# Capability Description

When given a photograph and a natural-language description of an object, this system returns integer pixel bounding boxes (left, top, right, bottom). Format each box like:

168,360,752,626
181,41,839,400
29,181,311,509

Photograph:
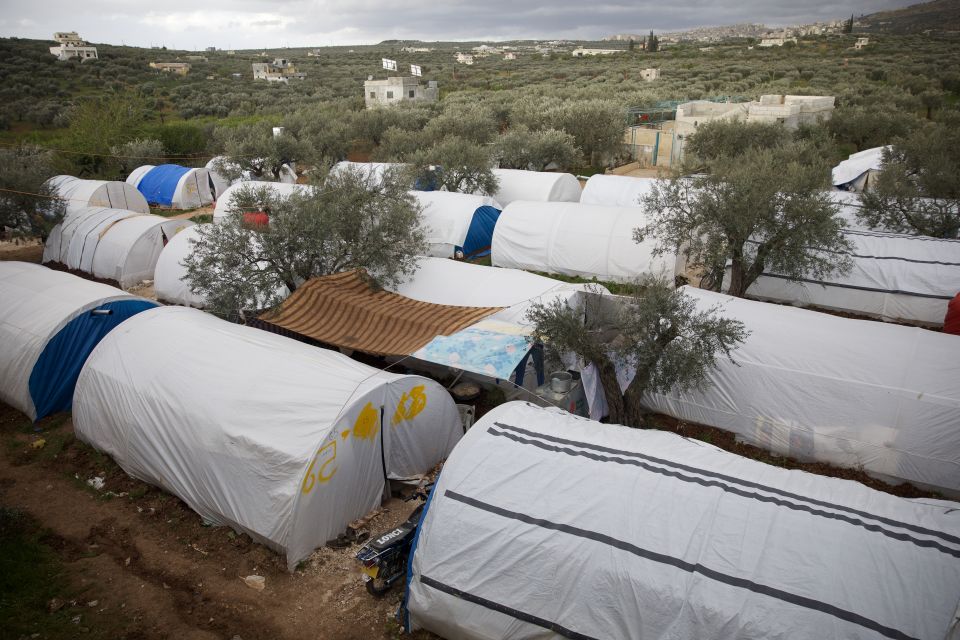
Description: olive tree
183,168,426,321
212,124,306,182
639,139,852,297
527,277,748,427
405,137,499,195
0,145,66,240
109,138,165,176
857,124,960,238
494,127,582,171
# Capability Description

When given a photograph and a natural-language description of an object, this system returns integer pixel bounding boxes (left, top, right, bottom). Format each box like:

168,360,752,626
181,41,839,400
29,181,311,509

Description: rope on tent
0,187,193,213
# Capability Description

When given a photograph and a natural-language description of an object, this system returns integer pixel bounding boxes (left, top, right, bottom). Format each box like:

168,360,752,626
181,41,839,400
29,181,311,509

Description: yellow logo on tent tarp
392,385,427,426
301,440,338,494
353,402,380,440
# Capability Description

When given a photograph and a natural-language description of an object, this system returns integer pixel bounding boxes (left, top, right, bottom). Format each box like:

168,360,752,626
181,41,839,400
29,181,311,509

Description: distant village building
49,31,98,61
456,53,474,65
855,37,870,49
758,37,797,47
364,76,439,109
675,95,835,134
571,47,622,57
205,46,217,52
184,55,208,62
503,52,518,60
307,49,323,57
401,46,433,53
150,62,191,76
252,58,306,83
639,68,661,81
472,45,496,57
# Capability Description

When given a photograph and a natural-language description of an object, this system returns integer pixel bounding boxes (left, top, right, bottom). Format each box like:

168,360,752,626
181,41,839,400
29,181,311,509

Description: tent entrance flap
28,299,157,419
461,206,501,258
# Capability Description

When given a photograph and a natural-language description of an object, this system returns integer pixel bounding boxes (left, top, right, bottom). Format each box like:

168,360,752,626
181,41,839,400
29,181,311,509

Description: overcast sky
3,0,912,50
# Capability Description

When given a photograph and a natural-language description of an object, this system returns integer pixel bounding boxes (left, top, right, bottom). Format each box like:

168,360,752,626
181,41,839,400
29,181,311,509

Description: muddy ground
0,405,434,640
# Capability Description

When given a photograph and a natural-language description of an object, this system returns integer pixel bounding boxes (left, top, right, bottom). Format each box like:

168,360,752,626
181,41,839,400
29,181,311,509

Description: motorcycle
355,482,433,596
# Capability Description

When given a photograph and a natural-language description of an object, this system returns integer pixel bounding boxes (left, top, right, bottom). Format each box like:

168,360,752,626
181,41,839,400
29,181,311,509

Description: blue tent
460,206,502,258
0,262,158,421
136,164,192,207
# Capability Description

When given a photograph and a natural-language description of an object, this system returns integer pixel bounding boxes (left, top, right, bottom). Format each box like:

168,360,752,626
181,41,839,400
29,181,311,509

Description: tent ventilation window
91,309,113,316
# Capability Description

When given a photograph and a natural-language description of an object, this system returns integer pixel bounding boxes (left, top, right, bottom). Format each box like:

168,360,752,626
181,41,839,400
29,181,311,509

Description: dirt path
0,406,431,640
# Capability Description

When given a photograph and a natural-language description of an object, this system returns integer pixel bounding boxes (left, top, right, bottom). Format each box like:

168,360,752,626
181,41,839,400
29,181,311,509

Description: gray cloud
2,0,911,49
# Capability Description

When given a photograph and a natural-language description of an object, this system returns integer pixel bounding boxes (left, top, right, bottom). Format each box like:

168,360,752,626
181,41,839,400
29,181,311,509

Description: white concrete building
252,58,306,83
50,31,97,61
364,76,439,109
855,37,870,49
456,52,474,65
504,52,518,60
640,68,661,81
571,47,622,57
675,95,835,134
758,37,797,47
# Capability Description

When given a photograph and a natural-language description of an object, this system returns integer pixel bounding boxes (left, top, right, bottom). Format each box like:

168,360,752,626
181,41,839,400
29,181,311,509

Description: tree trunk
727,257,746,297
596,358,625,425
622,381,648,428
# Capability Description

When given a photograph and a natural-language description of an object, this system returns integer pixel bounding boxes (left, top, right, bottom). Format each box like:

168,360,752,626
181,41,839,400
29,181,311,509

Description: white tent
832,146,888,191
741,229,960,326
390,257,603,326
73,306,463,570
489,168,582,206
828,189,872,229
153,225,206,307
492,201,678,283
407,401,960,640
204,156,231,198
580,173,657,207
0,262,156,421
126,164,215,209
642,286,960,496
212,181,311,222
125,164,155,188
45,175,149,215
411,191,502,258
153,224,289,308
42,207,193,289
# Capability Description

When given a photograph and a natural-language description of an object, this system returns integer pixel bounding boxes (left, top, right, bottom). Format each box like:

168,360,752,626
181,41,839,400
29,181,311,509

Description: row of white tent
0,262,463,571
203,168,958,326
152,232,960,498
5,262,958,636
576,172,959,327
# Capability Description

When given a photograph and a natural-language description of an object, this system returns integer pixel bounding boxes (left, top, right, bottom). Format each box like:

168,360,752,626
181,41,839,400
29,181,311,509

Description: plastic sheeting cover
407,401,960,640
743,229,960,325
580,174,657,207
45,175,150,215
389,258,604,326
0,262,153,420
833,146,887,188
492,201,677,283
411,190,502,258
643,287,960,495
134,164,214,209
73,307,463,570
489,169,582,206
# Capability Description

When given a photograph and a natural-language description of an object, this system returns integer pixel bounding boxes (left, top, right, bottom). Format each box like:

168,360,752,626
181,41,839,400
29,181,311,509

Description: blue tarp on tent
137,164,192,207
461,206,501,258
28,299,156,420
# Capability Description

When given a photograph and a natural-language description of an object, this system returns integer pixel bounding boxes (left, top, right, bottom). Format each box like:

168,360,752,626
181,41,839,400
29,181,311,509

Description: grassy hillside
858,0,960,33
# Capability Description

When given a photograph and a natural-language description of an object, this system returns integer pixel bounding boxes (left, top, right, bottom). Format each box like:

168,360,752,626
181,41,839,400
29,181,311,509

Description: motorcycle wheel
366,578,391,597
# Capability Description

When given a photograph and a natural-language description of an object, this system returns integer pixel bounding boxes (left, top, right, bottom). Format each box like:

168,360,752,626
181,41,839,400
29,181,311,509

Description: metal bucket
550,371,573,394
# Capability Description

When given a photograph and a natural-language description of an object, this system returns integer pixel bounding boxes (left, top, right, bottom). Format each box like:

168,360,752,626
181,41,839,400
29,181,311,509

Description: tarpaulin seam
419,574,599,640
